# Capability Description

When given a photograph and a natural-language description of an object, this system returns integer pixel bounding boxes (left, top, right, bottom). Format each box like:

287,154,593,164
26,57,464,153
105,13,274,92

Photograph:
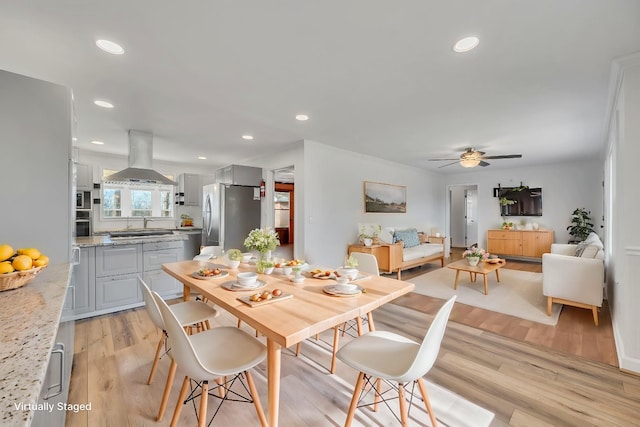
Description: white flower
244,228,280,252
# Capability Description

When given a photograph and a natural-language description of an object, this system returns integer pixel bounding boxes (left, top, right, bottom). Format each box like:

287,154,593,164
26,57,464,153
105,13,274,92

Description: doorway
449,185,478,249
273,166,294,260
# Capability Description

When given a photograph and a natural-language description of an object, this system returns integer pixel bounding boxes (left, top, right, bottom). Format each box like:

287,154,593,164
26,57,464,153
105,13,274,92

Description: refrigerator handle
204,195,212,235
219,185,225,247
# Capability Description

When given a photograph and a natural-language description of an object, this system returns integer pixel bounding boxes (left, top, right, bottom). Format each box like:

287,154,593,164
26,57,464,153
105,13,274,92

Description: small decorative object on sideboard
180,213,193,227
462,246,488,266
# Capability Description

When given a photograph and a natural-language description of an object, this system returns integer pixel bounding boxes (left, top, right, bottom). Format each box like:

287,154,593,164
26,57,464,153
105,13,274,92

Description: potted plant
567,208,594,243
462,246,488,266
244,227,280,265
180,213,193,227
258,260,275,274
359,225,375,246
226,249,243,268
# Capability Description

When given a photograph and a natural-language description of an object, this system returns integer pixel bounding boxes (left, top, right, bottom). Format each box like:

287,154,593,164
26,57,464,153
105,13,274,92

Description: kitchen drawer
143,240,184,251
96,244,142,277
143,249,180,272
143,270,183,298
95,274,142,310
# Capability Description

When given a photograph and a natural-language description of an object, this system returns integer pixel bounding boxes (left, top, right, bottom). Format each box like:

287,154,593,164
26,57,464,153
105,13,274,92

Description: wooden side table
348,244,391,273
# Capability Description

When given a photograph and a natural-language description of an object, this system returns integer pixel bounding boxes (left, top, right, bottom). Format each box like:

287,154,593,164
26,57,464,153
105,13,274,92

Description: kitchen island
0,264,71,426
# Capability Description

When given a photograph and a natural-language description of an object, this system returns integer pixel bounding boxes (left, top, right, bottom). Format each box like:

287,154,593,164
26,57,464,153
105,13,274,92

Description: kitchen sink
108,229,175,238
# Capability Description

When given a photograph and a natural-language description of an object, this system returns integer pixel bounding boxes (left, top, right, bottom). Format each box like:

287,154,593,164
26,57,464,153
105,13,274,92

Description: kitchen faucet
143,217,154,229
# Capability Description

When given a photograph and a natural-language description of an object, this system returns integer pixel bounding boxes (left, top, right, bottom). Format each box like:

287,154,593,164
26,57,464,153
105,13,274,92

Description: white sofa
542,232,605,325
379,226,445,279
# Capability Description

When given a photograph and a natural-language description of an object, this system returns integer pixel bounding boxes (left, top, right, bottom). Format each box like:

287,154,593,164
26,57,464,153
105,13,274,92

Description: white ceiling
2,1,639,173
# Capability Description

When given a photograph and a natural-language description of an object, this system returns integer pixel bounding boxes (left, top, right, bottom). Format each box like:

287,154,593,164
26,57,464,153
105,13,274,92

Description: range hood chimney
105,130,177,186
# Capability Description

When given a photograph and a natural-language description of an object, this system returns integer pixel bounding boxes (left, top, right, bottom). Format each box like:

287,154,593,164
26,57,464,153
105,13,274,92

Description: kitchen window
101,169,175,219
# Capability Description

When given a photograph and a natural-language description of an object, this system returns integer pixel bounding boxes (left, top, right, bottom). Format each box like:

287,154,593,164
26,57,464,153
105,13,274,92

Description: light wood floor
394,248,618,366
66,251,632,426
66,297,640,426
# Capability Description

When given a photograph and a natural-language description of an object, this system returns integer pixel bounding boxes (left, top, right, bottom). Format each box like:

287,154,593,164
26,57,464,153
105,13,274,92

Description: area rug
408,267,562,326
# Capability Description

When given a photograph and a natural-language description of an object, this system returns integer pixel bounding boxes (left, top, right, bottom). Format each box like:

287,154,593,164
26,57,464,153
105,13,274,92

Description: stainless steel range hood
105,130,177,186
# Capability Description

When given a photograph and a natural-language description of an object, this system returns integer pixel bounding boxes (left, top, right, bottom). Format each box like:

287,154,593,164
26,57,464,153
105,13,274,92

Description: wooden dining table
161,260,415,427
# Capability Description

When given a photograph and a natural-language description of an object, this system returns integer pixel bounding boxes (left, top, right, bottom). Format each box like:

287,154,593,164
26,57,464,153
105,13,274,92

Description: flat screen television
498,187,542,216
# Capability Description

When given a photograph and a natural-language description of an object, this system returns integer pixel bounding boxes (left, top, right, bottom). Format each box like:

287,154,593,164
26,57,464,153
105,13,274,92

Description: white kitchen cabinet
71,247,95,316
96,244,142,277
95,244,143,310
95,274,142,310
76,163,93,190
177,173,202,206
143,240,183,298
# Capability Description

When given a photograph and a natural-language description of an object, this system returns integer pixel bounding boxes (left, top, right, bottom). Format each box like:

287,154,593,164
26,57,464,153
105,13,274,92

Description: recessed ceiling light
96,39,125,55
296,114,309,121
94,100,114,109
72,137,77,142
242,135,254,140
197,156,207,160
453,36,479,53
90,140,104,145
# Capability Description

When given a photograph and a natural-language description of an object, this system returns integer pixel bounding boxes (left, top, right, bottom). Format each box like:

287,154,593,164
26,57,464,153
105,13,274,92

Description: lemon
18,248,41,260
12,255,33,271
0,261,14,274
0,244,14,262
33,255,49,267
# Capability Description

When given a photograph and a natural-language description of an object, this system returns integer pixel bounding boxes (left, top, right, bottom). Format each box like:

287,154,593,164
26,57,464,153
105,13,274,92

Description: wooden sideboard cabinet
486,229,553,259
348,244,392,273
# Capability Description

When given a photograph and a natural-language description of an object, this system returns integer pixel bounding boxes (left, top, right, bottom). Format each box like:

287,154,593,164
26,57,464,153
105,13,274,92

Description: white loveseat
542,232,605,325
379,226,445,279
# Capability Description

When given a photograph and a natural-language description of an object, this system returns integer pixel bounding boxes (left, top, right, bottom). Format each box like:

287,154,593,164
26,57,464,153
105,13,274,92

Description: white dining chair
336,296,457,427
153,292,267,427
137,276,219,420
295,253,380,374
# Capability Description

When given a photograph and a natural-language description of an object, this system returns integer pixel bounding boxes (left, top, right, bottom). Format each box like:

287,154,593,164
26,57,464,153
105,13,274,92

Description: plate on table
310,270,337,280
237,292,293,307
191,269,229,280
486,258,503,264
322,284,364,297
221,280,267,292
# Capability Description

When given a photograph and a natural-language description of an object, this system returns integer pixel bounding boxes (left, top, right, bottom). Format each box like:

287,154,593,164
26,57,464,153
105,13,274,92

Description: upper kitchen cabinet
177,173,202,206
215,165,262,186
76,163,93,190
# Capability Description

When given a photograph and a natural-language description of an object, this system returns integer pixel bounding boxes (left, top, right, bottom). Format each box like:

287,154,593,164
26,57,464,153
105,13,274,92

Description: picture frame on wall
364,181,406,213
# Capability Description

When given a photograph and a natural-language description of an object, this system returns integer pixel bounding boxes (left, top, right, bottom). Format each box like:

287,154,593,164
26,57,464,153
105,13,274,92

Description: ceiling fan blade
481,154,522,159
428,158,459,161
438,161,460,168
479,161,490,167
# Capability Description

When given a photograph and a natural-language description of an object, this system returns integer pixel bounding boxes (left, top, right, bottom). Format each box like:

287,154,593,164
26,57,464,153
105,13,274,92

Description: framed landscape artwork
364,181,406,213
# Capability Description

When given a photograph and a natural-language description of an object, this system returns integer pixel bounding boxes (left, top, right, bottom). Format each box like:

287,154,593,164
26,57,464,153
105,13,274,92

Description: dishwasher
142,240,184,299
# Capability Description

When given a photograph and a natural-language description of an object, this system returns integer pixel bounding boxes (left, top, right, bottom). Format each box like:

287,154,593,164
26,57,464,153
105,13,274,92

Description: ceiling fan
428,148,522,168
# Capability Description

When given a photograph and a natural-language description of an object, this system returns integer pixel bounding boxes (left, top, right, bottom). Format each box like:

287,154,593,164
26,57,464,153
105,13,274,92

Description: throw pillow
574,241,590,257
394,228,420,248
580,245,601,258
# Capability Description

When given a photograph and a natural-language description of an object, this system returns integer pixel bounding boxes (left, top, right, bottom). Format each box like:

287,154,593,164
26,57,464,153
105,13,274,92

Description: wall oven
75,210,91,237
76,191,91,210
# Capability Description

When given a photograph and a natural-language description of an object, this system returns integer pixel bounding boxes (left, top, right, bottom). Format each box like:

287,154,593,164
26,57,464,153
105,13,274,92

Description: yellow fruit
12,255,33,271
33,255,49,267
0,244,14,262
0,262,14,274
18,248,41,260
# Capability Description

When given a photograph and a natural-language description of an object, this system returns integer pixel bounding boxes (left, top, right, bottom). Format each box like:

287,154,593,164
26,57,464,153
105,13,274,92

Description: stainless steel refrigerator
202,183,261,251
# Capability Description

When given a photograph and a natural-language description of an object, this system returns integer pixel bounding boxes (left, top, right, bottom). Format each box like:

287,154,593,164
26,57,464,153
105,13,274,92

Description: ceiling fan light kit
428,147,522,168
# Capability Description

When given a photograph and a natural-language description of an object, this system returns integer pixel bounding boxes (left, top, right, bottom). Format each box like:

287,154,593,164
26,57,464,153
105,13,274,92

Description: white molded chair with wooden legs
137,277,219,420
337,296,457,427
153,292,268,427
296,252,380,374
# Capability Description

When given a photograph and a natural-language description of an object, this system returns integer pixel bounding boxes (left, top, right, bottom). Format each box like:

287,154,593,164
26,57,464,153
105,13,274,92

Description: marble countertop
0,263,71,426
75,233,188,247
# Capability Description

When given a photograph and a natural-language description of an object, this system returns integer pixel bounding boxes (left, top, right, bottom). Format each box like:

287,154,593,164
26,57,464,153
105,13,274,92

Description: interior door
465,188,478,247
